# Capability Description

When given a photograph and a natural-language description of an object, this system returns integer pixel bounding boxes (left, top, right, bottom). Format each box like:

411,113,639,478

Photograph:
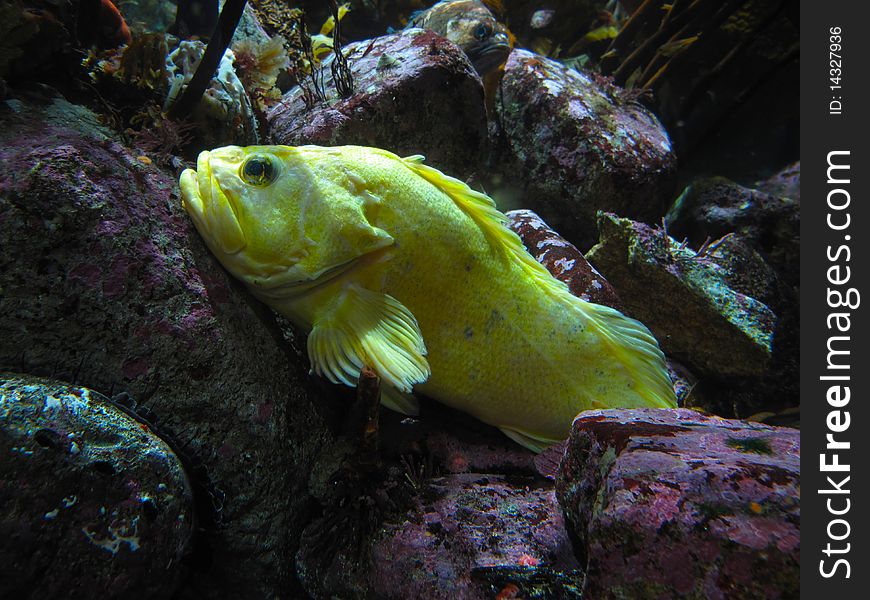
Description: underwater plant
232,36,290,112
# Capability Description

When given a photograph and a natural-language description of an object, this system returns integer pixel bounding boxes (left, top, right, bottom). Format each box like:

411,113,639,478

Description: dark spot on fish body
484,309,504,335
464,326,474,339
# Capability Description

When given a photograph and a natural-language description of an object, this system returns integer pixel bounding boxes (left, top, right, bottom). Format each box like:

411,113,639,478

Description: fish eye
240,155,279,186
474,23,492,41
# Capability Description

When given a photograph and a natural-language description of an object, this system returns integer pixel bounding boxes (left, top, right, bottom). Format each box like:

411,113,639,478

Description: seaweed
328,0,354,98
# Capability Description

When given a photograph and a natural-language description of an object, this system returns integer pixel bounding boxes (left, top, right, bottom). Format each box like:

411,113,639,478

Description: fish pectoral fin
380,386,420,416
307,284,430,393
499,427,560,454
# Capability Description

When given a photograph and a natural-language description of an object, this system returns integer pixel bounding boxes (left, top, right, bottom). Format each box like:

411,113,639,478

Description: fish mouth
262,259,358,296
180,150,246,256
467,40,511,74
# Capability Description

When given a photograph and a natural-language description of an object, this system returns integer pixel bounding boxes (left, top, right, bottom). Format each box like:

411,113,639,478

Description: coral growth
232,36,290,112
127,103,196,163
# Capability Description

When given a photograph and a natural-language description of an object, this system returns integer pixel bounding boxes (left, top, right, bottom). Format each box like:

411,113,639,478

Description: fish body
406,0,511,75
179,145,676,451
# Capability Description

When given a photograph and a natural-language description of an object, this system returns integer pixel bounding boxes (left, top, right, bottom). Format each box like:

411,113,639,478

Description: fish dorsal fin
403,156,676,412
307,283,430,393
402,157,571,300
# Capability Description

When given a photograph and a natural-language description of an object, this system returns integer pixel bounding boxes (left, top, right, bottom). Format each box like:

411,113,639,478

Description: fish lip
195,150,214,209
467,41,511,73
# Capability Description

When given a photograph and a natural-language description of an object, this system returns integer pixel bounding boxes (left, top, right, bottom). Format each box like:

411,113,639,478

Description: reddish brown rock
371,474,584,599
497,49,677,249
507,208,622,310
556,408,799,600
267,30,488,179
0,90,331,599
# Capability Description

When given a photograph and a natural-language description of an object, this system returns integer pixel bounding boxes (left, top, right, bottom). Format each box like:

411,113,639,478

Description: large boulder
0,89,331,598
496,49,677,249
293,398,586,600
1,373,193,599
370,473,584,599
267,29,488,179
557,408,800,600
586,213,776,378
665,174,799,288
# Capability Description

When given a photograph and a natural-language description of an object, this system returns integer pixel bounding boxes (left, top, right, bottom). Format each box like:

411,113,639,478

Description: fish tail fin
577,299,677,409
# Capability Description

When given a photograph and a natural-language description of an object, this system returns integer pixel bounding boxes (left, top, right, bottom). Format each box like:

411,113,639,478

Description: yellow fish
179,145,676,451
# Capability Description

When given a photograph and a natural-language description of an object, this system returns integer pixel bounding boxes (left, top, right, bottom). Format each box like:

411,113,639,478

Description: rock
665,175,799,287
703,234,787,313
0,373,193,599
293,394,585,599
755,161,800,202
0,1,71,81
586,213,776,378
117,0,177,35
267,29,488,179
507,208,623,310
0,89,331,598
496,49,677,249
556,408,800,600
662,172,800,417
371,474,584,599
666,359,698,407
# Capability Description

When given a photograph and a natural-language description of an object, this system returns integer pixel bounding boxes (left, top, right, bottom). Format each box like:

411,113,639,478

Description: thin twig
168,0,248,119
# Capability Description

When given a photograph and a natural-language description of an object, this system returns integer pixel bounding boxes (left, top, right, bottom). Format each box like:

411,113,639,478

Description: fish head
179,145,394,297
411,1,512,75
443,2,512,75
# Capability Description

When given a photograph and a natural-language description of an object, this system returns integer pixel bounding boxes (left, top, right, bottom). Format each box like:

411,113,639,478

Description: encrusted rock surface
756,161,800,203
665,174,800,288
371,473,584,599
268,29,488,179
0,373,193,599
497,49,677,249
0,90,330,598
292,395,585,599
586,213,776,378
556,408,800,600
507,209,623,310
